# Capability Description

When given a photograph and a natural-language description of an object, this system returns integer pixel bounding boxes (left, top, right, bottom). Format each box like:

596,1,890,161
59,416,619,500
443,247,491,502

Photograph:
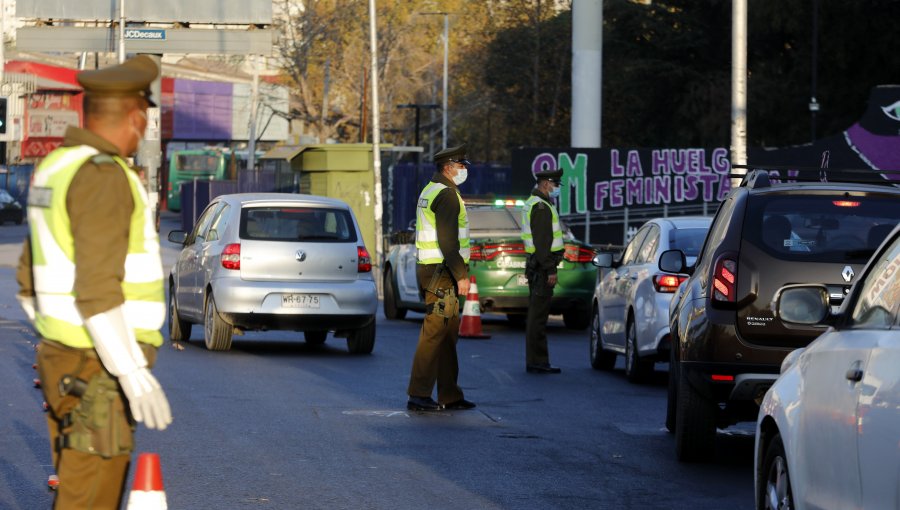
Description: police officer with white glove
16,55,171,509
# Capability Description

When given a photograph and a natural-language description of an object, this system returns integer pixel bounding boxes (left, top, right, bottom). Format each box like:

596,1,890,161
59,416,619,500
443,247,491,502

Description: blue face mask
549,186,561,198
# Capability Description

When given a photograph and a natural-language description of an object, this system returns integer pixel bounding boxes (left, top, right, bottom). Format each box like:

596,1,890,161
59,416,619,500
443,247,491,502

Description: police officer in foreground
16,55,172,509
522,169,565,374
406,144,477,411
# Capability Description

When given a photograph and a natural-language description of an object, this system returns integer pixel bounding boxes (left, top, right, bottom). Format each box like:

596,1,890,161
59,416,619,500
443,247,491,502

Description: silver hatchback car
167,193,377,353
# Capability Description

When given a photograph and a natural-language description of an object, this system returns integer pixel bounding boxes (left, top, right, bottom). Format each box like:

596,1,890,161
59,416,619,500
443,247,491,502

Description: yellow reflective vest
415,181,470,264
521,195,564,254
27,145,165,348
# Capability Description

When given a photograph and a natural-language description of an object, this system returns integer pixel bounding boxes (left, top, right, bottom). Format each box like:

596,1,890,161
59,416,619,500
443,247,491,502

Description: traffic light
0,97,7,135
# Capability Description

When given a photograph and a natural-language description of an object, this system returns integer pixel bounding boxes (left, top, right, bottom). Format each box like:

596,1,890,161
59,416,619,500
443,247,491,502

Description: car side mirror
773,285,831,325
591,252,614,268
167,230,188,245
658,249,687,274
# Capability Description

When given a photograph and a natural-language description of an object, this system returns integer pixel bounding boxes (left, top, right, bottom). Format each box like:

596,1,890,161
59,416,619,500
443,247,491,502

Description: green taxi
383,199,597,329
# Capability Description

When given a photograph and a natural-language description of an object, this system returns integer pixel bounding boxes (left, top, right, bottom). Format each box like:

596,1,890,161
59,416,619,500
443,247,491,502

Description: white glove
84,306,172,431
16,294,36,322
119,368,172,431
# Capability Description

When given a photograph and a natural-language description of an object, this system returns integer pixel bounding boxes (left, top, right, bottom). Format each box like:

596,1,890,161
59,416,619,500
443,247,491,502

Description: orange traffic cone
126,453,167,510
459,276,490,339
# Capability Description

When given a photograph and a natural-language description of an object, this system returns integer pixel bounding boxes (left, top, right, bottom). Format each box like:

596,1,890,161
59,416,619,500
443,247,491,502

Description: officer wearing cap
16,55,171,509
521,169,565,374
406,144,477,411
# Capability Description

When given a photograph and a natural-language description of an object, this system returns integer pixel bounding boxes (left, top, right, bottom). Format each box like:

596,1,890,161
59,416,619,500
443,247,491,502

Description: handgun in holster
425,265,458,319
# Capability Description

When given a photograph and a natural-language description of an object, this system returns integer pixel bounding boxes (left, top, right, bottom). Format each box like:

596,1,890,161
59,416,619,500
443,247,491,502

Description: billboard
16,0,272,24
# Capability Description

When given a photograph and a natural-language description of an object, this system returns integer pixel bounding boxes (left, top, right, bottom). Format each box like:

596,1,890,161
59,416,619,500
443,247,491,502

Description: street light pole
368,0,385,292
421,12,450,149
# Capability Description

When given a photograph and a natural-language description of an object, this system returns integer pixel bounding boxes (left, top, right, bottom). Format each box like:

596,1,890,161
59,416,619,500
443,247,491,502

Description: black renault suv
659,168,900,462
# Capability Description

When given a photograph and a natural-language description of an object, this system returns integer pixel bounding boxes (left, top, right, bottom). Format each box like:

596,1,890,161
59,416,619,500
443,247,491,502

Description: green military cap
534,169,563,184
77,55,159,107
433,144,470,167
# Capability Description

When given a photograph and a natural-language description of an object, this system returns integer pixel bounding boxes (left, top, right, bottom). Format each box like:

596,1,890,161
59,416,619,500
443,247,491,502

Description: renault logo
841,265,854,283
295,250,307,262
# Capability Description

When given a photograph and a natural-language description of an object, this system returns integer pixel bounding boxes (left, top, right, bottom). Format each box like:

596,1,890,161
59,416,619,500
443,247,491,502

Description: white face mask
129,110,148,149
453,166,468,185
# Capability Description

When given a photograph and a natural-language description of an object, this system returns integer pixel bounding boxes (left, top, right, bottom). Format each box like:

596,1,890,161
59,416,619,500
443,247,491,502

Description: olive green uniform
17,127,152,510
407,172,468,404
525,189,564,366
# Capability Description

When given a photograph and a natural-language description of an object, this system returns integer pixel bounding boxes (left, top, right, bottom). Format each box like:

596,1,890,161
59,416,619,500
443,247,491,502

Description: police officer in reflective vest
522,169,565,373
406,144,477,412
16,55,172,509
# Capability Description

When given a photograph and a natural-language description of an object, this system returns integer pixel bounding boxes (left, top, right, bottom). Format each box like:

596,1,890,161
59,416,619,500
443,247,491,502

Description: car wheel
624,317,653,383
204,293,233,351
168,286,192,343
563,308,591,330
665,341,678,433
347,318,375,354
675,366,716,462
589,305,616,370
760,434,794,510
383,268,407,320
304,330,328,345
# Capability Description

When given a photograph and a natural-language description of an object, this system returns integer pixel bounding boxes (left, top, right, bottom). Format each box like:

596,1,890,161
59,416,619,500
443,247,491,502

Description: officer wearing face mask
407,144,477,412
16,55,171,509
521,169,565,374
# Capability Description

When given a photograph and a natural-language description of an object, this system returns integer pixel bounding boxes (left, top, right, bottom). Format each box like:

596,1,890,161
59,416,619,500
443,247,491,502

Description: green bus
166,148,229,212
166,148,264,211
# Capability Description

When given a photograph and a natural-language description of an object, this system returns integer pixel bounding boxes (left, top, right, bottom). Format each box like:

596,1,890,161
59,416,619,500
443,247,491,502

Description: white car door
849,236,900,508
175,203,221,316
793,330,870,510
600,226,650,349
397,244,421,303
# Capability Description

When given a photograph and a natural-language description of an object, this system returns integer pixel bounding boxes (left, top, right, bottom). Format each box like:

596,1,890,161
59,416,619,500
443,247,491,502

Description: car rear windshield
668,228,707,257
240,206,357,243
468,207,523,233
745,193,900,263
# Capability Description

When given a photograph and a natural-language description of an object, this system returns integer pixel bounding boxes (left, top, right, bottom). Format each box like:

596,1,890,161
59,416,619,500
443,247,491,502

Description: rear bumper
211,277,377,330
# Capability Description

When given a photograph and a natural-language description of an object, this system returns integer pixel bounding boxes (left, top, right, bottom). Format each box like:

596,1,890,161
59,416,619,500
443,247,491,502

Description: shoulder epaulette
89,154,117,165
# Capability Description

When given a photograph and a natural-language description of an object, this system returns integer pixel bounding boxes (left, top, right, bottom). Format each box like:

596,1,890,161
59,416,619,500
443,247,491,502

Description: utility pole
397,102,439,165
421,12,450,149
809,0,820,143
118,0,126,63
368,0,384,290
247,54,259,173
730,0,748,187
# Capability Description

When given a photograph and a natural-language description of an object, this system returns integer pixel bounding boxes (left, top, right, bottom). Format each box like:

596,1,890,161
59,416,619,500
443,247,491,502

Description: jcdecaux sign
124,29,166,40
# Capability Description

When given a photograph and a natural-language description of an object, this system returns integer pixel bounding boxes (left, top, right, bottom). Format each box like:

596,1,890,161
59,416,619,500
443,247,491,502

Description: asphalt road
0,214,756,509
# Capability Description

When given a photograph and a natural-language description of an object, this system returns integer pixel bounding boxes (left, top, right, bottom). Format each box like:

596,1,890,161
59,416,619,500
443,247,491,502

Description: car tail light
221,243,241,270
711,374,735,382
357,246,372,273
470,245,484,261
653,274,686,293
478,242,527,260
712,256,737,302
563,244,595,263
832,200,860,207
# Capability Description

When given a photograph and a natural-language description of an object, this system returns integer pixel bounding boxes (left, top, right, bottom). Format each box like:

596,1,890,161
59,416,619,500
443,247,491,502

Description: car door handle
845,362,863,382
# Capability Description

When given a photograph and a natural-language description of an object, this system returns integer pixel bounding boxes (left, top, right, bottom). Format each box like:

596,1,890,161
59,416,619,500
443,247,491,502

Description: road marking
342,410,410,418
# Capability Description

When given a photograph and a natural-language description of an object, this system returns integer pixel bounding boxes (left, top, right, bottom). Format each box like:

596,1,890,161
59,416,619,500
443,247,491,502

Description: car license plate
282,294,320,308
516,274,529,286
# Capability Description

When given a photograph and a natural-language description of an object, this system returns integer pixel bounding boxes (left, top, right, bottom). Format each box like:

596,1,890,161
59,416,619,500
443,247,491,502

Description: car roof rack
730,165,900,189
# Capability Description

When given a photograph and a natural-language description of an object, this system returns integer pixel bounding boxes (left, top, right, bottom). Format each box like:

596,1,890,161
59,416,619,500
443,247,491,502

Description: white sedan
755,224,900,510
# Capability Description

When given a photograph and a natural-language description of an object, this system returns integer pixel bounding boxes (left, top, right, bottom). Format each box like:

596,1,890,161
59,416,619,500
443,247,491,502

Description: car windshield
468,207,523,236
240,206,357,243
668,228,707,257
745,193,900,263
